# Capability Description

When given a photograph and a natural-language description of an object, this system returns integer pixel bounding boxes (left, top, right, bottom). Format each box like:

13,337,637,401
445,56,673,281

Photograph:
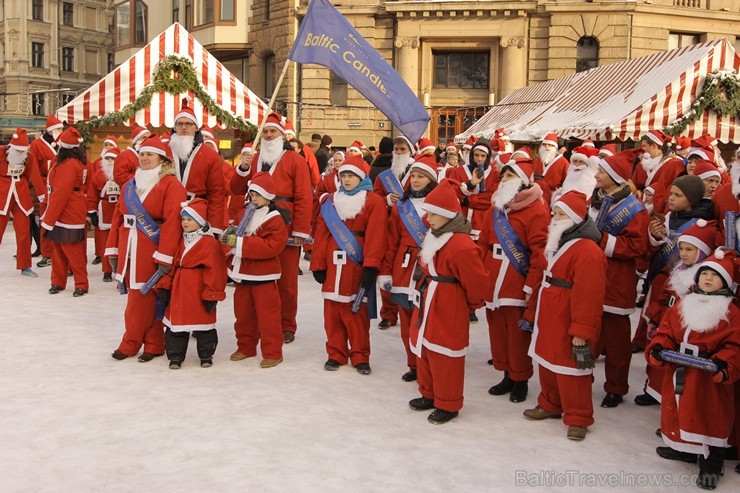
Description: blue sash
646,218,698,285
378,169,404,197
492,209,530,278
603,195,645,237
320,196,364,265
124,180,161,245
396,199,426,248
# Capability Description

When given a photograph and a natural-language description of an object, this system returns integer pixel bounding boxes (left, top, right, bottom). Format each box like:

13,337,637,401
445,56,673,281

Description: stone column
499,37,527,100
394,37,420,99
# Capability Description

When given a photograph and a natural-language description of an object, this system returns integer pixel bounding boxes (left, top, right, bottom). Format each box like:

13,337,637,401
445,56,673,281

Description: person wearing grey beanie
671,175,705,208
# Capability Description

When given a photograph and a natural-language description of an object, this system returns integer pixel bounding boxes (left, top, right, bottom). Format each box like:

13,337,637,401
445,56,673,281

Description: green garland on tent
75,55,259,142
664,69,740,136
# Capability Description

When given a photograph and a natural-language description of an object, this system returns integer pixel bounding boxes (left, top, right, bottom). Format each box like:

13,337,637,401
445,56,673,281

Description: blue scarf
340,176,373,196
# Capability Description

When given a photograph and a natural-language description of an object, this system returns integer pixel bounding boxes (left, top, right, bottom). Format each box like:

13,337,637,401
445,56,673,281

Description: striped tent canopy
458,38,740,144
57,22,268,129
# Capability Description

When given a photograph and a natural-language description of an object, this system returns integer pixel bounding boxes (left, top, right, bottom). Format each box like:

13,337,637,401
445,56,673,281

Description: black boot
401,369,417,382
48,284,64,294
634,393,659,406
488,372,513,396
409,397,434,411
656,446,698,463
509,381,528,403
601,393,623,408
165,327,190,365
428,409,458,424
697,446,724,490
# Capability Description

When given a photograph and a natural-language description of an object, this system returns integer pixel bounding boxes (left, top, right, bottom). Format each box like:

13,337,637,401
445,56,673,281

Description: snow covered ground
0,230,738,493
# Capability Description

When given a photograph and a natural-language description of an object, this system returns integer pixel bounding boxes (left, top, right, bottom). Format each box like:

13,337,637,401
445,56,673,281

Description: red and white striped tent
458,38,740,144
57,22,268,129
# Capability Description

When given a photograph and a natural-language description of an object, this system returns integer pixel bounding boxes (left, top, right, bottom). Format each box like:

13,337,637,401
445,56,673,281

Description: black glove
712,359,729,383
202,300,217,313
88,212,99,228
649,344,665,362
158,289,171,308
517,319,534,333
312,270,327,284
361,267,378,291
109,257,118,273
572,344,595,370
157,264,172,277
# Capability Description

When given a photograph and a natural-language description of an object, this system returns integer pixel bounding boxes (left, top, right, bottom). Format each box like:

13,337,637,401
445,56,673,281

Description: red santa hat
598,143,617,157
494,152,513,169
139,135,173,161
687,139,715,162
674,136,692,152
248,171,277,200
511,146,531,160
422,179,463,218
702,134,718,147
56,127,84,149
693,159,721,181
582,139,596,148
394,135,414,152
102,147,121,160
416,138,435,155
462,136,476,150
678,219,716,256
409,154,439,182
338,154,367,179
494,127,510,141
180,198,209,227
263,112,286,133
598,148,642,185
642,129,670,147
131,125,150,145
501,159,534,186
445,143,458,153
204,138,219,151
284,119,296,137
570,146,599,165
241,142,254,154
46,115,64,133
9,128,30,151
103,135,119,147
160,130,172,144
348,140,364,154
643,185,656,197
200,126,215,140
554,190,589,224
489,139,507,153
541,133,559,147
695,248,737,290
174,98,199,127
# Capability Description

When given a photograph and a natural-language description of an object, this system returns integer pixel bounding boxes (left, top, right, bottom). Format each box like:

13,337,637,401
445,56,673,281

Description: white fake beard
50,129,62,140
391,152,411,178
679,292,732,333
715,152,727,173
667,263,701,299
492,177,523,210
169,134,195,163
539,146,557,165
333,190,367,220
731,161,740,198
505,142,515,153
419,231,453,267
545,217,576,257
134,165,162,196
244,206,270,236
561,164,597,196
259,137,285,167
101,158,115,182
641,154,662,174
7,149,28,167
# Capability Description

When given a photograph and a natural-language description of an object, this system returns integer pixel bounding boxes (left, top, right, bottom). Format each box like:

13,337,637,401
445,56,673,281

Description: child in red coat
408,179,488,424
160,198,227,369
86,147,121,282
647,249,740,490
222,172,289,368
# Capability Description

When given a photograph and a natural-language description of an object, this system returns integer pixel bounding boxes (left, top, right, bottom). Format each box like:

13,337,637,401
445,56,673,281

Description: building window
31,93,45,116
108,53,115,73
576,36,599,73
173,1,179,23
62,47,74,72
668,32,700,50
196,0,214,25
330,71,348,106
134,1,147,44
264,54,276,98
63,2,74,26
32,0,43,21
31,42,44,68
221,0,234,21
115,1,147,47
86,50,98,74
433,52,489,89
62,93,75,106
185,0,193,29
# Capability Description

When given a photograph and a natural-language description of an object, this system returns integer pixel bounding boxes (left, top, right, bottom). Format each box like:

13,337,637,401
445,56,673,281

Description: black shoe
634,393,659,406
409,397,435,411
283,330,295,344
169,361,182,370
324,359,340,371
72,288,88,297
655,428,662,438
697,472,720,490
36,257,51,268
509,381,528,403
469,312,478,323
138,352,163,363
601,393,623,408
656,446,698,463
378,319,393,330
487,359,493,365
48,284,64,294
111,349,130,360
428,409,459,424
303,251,312,261
401,369,417,382
298,268,303,275
102,273,113,282
631,344,644,354
200,359,213,368
92,256,102,265
697,446,724,490
488,373,513,396
355,363,371,375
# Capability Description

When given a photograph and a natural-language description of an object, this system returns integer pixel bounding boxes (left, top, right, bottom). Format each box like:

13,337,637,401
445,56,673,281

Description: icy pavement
0,230,737,492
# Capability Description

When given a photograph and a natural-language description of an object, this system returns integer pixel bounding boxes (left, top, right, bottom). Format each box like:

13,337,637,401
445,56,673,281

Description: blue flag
288,0,430,143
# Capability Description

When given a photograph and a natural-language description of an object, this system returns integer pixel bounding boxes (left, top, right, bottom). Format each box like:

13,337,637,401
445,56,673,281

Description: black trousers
165,327,218,363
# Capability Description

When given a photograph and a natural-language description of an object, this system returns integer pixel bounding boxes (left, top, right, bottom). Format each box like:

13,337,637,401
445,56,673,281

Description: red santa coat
631,157,684,192
105,176,187,288
409,233,488,358
529,238,607,375
41,158,87,231
302,145,321,188
28,136,56,180
232,149,313,239
711,183,739,241
161,234,227,331
310,191,387,303
0,146,46,216
381,197,428,299
446,165,498,239
477,198,549,310
113,147,139,187
174,144,226,234
588,196,649,314
86,166,120,230
533,155,569,191
647,300,740,453
373,170,410,208
227,206,289,282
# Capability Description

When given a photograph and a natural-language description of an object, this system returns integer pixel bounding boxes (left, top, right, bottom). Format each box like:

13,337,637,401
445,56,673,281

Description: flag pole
253,59,292,150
